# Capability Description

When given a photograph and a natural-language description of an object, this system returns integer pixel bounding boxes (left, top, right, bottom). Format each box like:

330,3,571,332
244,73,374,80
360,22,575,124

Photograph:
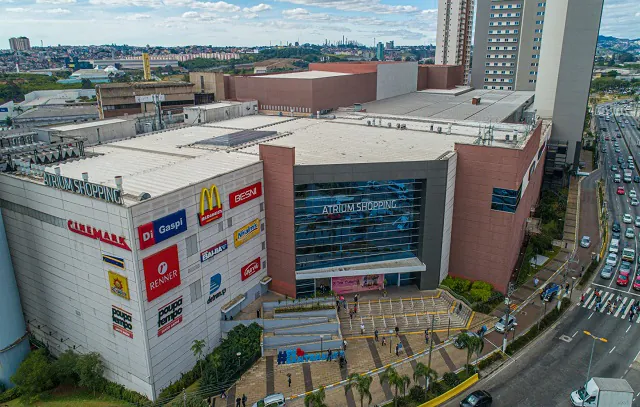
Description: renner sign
229,182,262,209
138,209,188,250
199,185,223,226
143,245,181,301
241,257,261,281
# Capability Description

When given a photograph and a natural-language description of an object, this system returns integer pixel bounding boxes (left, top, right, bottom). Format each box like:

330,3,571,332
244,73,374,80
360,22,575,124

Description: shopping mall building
0,66,550,399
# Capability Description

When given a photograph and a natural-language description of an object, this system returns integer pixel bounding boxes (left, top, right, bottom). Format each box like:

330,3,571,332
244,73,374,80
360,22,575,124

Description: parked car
580,236,591,248
600,264,614,279
252,393,286,407
626,227,635,239
633,275,640,291
460,390,493,407
624,213,633,223
617,273,630,287
454,331,481,349
606,253,618,266
613,221,621,233
540,283,560,301
494,315,516,333
618,186,626,195
632,198,639,206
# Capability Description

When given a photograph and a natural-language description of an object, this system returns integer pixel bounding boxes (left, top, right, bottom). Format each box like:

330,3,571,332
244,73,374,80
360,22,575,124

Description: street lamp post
236,352,242,370
389,330,393,354
583,331,607,385
570,276,577,301
502,297,511,352
320,334,324,356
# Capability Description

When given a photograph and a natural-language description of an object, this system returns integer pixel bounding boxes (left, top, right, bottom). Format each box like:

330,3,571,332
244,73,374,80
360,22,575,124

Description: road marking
615,297,628,317
593,283,640,298
589,312,594,320
572,331,578,338
627,325,632,333
610,346,616,354
622,300,633,319
600,292,613,312
584,291,596,309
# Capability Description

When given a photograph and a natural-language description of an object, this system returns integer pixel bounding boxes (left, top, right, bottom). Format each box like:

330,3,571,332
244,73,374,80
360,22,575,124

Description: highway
444,100,640,406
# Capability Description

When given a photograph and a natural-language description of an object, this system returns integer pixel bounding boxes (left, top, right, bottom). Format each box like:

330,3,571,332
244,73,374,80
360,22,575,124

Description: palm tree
304,386,328,407
380,366,411,406
458,333,485,375
346,373,373,407
191,339,206,378
413,362,437,397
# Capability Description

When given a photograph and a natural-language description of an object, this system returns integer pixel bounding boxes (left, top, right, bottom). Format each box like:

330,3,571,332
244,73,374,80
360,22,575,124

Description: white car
635,216,640,227
624,214,633,224
626,227,636,239
580,236,591,248
630,190,637,199
606,253,618,266
632,198,639,206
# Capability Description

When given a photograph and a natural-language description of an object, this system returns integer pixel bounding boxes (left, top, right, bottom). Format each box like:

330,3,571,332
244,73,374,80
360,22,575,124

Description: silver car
600,265,614,279
494,315,516,333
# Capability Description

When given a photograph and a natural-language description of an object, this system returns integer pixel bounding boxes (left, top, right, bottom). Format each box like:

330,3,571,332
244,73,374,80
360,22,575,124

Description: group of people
584,290,639,321
217,392,247,407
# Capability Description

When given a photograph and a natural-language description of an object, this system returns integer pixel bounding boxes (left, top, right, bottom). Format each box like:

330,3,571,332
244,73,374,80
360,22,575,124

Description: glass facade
294,179,422,271
491,186,522,213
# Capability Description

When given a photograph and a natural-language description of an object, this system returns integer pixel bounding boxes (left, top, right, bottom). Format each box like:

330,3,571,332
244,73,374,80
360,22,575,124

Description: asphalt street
445,101,640,407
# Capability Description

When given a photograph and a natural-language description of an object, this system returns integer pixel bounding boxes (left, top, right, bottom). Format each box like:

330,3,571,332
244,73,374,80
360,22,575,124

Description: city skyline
0,0,637,47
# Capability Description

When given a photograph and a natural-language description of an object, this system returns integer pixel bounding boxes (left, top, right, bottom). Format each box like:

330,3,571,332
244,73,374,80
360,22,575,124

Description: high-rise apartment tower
435,0,474,85
9,37,31,52
471,0,547,91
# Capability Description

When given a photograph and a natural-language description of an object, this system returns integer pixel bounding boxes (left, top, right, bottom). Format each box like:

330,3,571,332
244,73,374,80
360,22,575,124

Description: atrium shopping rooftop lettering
322,200,397,215
43,172,122,205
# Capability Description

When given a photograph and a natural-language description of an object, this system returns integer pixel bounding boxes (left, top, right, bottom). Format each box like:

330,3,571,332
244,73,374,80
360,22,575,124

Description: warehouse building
96,82,195,119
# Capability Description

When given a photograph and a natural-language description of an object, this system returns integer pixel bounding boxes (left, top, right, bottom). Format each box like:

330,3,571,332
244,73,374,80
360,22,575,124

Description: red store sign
241,257,261,281
67,220,131,251
229,182,262,209
143,245,181,301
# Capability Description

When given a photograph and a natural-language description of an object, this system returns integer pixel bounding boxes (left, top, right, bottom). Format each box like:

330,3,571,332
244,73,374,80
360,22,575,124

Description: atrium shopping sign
321,200,398,215
43,173,123,205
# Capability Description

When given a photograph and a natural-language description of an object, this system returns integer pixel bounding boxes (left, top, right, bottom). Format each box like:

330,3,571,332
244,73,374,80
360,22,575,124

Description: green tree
168,393,208,407
53,349,80,386
191,339,206,378
412,362,437,396
76,352,105,396
380,366,410,406
80,78,94,89
304,386,328,407
458,333,485,374
346,373,373,407
3,116,12,127
11,349,56,402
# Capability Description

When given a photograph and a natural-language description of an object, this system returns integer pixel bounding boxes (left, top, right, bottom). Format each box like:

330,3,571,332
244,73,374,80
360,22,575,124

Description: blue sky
0,0,638,47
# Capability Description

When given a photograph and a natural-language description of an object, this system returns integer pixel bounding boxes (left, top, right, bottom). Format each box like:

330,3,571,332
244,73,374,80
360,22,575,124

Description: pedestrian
236,397,241,407
360,323,365,335
242,394,247,407
381,337,386,347
395,325,399,337
616,294,622,306
457,303,463,314
355,294,358,303
343,339,348,351
354,304,358,314
327,349,332,361
287,373,292,387
395,343,399,356
221,390,227,399
257,309,260,319
533,277,539,288
375,329,379,341
630,310,635,322
581,293,585,304
425,332,429,345
565,283,570,293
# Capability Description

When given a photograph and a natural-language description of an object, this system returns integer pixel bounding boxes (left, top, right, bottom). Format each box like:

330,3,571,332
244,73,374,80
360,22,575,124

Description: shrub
54,349,80,386
168,393,209,407
0,387,20,403
477,352,504,370
468,288,492,303
11,349,56,401
471,281,493,292
442,372,461,388
408,385,426,403
451,278,471,294
76,353,105,396
0,382,5,393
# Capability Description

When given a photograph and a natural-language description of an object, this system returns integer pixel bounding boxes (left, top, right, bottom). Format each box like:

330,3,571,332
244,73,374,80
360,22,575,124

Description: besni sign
199,185,223,226
200,240,228,263
44,173,123,205
229,182,262,209
108,271,130,300
112,306,133,338
158,296,183,336
241,257,261,281
233,219,260,248
138,209,187,250
68,220,131,251
207,273,226,304
143,245,181,301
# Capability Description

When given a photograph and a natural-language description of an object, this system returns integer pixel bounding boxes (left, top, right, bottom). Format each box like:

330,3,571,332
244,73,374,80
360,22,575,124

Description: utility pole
427,315,435,371
502,283,515,352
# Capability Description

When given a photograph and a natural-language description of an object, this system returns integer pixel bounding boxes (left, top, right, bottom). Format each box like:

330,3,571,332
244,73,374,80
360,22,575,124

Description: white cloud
243,3,271,12
6,7,30,11
191,1,240,12
88,0,163,6
6,6,71,12
48,7,71,12
282,7,309,17
36,0,76,4
276,0,418,14
116,13,151,20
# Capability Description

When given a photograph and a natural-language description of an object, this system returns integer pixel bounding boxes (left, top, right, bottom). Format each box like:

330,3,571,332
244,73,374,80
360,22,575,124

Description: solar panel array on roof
194,130,277,147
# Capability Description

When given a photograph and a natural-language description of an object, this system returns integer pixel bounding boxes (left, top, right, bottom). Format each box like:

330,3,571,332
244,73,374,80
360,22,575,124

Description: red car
617,273,630,286
618,186,626,195
605,136,610,140
633,275,640,291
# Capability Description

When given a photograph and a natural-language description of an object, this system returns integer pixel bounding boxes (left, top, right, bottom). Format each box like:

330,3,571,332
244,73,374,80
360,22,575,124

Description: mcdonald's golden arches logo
199,185,223,226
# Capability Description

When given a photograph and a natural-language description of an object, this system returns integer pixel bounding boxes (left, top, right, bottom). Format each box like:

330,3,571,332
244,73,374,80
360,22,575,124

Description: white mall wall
376,62,418,101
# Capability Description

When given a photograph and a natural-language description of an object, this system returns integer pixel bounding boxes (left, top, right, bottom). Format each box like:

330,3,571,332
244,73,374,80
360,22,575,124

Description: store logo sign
233,219,260,248
68,220,131,251
200,240,228,263
207,273,226,304
143,245,181,302
138,209,187,250
103,254,125,270
158,296,183,336
112,306,133,338
241,257,261,281
321,200,397,215
229,182,262,209
108,271,130,300
199,185,223,226
44,173,123,205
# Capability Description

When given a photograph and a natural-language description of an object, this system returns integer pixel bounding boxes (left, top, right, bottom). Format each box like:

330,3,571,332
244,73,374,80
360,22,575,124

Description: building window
186,234,198,257
293,179,422,271
0,199,65,228
491,186,522,213
189,279,202,303
538,2,546,6
536,20,543,24
537,11,545,15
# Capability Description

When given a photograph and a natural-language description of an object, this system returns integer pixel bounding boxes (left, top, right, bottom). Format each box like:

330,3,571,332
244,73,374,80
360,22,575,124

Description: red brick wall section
311,73,377,112
448,121,545,293
309,62,382,74
259,144,298,298
234,76,313,111
417,66,429,90
417,65,464,90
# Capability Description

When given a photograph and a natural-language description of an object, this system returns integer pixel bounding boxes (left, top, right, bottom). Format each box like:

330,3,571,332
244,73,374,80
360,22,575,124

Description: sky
0,0,638,47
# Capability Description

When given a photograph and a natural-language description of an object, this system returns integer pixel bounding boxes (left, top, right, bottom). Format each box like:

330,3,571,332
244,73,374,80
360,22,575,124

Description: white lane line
627,325,632,333
584,291,596,308
610,346,617,354
587,293,599,310
622,299,634,319
600,292,613,313
572,331,578,338
615,297,628,317
589,312,594,320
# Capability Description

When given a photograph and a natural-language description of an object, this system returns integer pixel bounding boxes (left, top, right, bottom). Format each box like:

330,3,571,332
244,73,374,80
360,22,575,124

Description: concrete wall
311,73,377,112
309,62,379,74
535,0,603,168
273,323,339,335
449,121,546,292
183,101,258,125
273,309,336,319
417,65,465,90
471,0,491,90
376,62,418,100
277,340,342,353
259,144,297,297
263,335,327,348
42,120,137,145
189,72,225,100
220,317,330,333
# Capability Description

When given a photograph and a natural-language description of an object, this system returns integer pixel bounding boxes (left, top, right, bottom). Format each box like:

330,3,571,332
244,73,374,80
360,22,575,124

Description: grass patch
5,387,129,407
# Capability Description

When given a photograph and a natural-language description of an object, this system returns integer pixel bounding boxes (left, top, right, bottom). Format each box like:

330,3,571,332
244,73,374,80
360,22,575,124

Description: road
445,100,640,406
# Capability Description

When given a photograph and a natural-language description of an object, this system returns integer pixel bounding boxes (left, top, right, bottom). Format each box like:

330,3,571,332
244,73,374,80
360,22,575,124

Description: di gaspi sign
199,185,223,226
233,219,260,248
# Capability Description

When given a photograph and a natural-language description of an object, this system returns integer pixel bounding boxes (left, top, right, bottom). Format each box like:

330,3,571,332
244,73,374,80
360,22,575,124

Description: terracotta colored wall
311,73,377,111
234,76,313,111
417,65,465,90
259,144,297,298
448,121,545,293
309,62,380,74
224,75,236,100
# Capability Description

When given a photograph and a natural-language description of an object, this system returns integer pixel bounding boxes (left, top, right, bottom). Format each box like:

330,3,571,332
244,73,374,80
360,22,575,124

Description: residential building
9,37,30,52
535,0,604,168
471,0,547,91
435,0,474,84
95,82,195,119
376,42,385,61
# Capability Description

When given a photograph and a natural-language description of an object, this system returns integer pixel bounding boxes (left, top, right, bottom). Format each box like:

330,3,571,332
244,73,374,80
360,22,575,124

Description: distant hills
597,35,640,55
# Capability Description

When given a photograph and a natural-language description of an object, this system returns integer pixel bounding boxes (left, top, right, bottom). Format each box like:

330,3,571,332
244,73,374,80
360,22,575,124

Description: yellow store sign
108,271,130,300
234,219,260,248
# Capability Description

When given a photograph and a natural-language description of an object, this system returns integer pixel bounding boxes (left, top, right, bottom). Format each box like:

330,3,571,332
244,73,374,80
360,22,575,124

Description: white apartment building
471,0,547,91
0,123,274,400
435,0,474,84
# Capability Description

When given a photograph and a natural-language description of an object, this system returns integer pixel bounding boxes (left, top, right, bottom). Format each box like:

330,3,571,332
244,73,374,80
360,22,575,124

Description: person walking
343,339,348,351
381,337,386,347
236,397,241,407
242,394,247,407
354,294,359,303
395,343,399,356
580,293,585,305
354,304,358,314
533,277,539,288
374,329,379,341
630,309,635,323
327,349,332,361
424,331,429,345
287,373,292,387
395,325,399,337
360,323,365,335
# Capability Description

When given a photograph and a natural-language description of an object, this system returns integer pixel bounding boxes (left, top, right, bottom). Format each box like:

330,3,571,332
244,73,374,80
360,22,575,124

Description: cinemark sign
199,185,223,226
241,257,261,281
229,182,262,209
67,220,131,251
